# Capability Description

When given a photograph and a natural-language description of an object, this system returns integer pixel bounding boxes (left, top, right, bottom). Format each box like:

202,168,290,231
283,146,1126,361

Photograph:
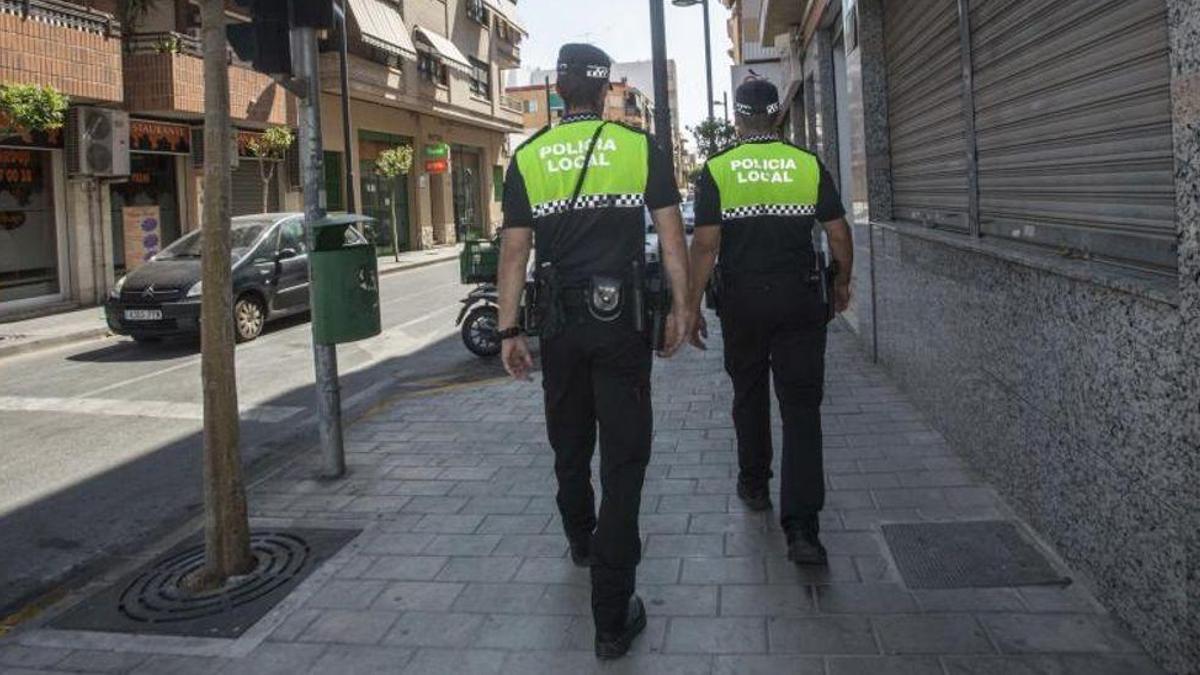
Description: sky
513,0,735,136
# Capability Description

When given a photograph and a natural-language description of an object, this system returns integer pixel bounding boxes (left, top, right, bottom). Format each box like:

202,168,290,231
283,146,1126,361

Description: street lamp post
672,0,714,122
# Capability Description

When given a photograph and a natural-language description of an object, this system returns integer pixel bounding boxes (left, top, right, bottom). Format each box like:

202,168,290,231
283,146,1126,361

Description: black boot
569,538,593,567
594,594,647,660
787,524,827,566
737,481,772,512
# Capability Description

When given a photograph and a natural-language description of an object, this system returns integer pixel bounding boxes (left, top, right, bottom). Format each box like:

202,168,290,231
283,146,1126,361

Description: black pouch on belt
587,275,624,323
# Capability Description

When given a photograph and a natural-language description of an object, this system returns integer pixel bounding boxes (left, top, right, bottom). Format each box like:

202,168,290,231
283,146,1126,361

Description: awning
347,0,417,59
484,0,527,35
412,25,473,70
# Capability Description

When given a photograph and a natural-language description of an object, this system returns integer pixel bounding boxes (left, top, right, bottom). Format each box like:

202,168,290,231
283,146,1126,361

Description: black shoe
569,539,592,567
737,483,773,511
595,595,647,660
787,529,828,566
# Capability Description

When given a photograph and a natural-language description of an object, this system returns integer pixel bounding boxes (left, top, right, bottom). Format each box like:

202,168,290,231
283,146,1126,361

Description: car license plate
124,309,163,321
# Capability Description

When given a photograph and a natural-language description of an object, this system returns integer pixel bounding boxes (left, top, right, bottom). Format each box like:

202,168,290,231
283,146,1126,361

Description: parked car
105,213,365,343
644,201,695,265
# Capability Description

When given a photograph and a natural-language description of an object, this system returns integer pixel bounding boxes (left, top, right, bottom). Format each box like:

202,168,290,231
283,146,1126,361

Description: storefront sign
0,112,63,149
123,206,162,270
424,143,449,158
0,149,44,203
425,159,448,174
129,120,191,155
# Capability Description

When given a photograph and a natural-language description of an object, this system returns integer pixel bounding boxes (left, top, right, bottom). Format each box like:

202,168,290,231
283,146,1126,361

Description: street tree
247,125,295,214
689,117,736,161
374,145,413,260
187,0,253,592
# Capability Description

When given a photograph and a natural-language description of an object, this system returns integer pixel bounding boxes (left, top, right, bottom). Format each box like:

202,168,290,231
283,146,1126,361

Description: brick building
0,0,525,317
504,78,655,132
724,1,1199,672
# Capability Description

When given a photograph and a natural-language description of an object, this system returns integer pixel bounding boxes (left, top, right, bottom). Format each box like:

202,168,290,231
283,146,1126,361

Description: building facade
505,78,654,133
730,1,1198,672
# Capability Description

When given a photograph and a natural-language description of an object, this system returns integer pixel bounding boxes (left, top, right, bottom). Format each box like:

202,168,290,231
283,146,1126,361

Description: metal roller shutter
969,0,1175,269
231,160,281,217
884,0,969,231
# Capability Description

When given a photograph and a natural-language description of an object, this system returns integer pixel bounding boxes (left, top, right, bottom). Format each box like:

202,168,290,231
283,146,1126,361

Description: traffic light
226,1,335,76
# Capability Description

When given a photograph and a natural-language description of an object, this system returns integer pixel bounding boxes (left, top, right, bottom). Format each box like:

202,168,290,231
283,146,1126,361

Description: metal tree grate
882,520,1071,589
53,528,358,638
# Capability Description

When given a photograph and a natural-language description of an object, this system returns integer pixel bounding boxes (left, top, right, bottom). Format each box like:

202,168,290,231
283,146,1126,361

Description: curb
0,254,459,363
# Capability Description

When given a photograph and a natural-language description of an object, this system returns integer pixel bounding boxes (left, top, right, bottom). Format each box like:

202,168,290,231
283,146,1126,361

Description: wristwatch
496,326,524,341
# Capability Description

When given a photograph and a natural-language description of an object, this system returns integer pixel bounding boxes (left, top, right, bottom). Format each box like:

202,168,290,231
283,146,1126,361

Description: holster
705,267,722,313
811,254,838,325
533,263,566,340
644,262,671,351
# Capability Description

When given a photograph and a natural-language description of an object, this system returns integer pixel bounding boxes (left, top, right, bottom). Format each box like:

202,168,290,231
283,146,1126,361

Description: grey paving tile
689,512,769,534
725,531,787,557
400,648,506,675
305,579,388,610
476,614,575,649
297,609,400,645
460,496,531,515
401,496,468,514
362,532,436,555
492,534,569,557
874,615,994,655
913,589,1026,613
411,514,484,533
603,654,715,674
534,583,592,615
979,614,1143,654
713,655,824,674
513,557,591,585
306,645,414,674
130,655,223,675
821,532,884,556
383,612,486,647
645,534,725,557
452,583,547,614
371,581,465,611
422,534,502,556
828,656,944,675
766,555,860,584
0,646,70,669
220,644,328,675
342,496,412,513
658,494,730,513
435,556,522,582
720,584,815,617
496,651,596,675
665,617,768,654
267,608,322,642
361,555,449,580
564,615,669,654
638,557,683,584
53,650,148,673
941,654,1167,675
640,584,719,616
641,513,692,534
477,514,552,534
767,616,879,654
815,583,919,613
681,557,766,584
1016,586,1101,613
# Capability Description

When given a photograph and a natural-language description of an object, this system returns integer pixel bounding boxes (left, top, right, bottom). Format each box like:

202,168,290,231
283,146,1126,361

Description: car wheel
461,306,501,357
234,294,266,343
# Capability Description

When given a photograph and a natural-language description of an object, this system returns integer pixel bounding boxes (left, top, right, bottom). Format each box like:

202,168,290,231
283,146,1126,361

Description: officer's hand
502,335,534,381
659,308,692,358
834,280,852,314
689,312,709,351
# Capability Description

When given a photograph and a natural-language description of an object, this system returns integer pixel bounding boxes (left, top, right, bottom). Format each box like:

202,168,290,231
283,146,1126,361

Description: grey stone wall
831,0,1199,671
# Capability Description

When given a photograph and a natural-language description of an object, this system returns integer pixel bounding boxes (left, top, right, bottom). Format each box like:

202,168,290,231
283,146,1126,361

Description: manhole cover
53,528,358,637
882,521,1071,589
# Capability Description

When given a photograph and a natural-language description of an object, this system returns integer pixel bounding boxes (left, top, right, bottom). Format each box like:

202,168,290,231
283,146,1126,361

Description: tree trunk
260,159,270,214
192,0,253,590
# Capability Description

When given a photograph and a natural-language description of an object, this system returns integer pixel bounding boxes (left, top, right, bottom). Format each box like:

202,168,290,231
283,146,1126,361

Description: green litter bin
460,236,499,284
309,214,381,345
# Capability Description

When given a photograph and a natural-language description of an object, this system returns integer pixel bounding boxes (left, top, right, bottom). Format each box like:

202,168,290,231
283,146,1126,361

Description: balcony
495,36,521,68
0,0,122,103
123,31,293,125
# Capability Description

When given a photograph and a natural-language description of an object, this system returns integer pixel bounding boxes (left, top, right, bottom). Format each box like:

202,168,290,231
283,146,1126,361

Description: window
469,57,491,99
276,219,307,255
418,51,448,86
466,0,490,25
525,99,538,113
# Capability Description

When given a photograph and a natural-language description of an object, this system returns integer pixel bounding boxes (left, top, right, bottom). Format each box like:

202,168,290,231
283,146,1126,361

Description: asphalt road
0,260,505,614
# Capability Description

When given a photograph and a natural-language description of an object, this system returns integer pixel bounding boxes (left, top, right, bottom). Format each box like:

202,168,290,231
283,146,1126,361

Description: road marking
0,395,303,423
75,357,202,399
396,304,459,329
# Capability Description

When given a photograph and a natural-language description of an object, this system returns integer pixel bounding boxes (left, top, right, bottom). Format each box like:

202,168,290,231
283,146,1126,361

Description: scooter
456,283,503,357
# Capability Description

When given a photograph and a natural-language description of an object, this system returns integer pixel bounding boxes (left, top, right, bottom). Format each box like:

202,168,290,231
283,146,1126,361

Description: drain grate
53,528,358,638
882,520,1070,589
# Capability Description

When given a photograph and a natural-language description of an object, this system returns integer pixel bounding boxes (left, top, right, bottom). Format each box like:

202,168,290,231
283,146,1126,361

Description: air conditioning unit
65,107,130,178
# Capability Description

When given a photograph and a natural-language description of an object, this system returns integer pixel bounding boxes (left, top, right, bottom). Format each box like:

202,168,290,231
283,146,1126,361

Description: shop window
418,51,448,86
0,148,59,304
469,57,491,99
466,0,490,26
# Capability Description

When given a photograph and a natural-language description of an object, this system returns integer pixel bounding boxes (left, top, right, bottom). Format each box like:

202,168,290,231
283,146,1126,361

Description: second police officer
687,79,853,566
496,44,692,659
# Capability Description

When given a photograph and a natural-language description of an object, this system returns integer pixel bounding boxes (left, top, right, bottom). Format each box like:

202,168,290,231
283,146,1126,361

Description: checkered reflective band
531,193,645,218
722,203,817,220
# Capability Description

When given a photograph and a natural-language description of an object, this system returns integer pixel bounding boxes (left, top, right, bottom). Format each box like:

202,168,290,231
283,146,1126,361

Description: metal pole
337,0,356,213
544,75,552,126
649,0,675,177
722,91,729,122
293,24,345,479
702,0,714,122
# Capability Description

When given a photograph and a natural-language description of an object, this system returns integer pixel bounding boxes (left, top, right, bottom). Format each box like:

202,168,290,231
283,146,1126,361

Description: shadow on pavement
65,313,315,363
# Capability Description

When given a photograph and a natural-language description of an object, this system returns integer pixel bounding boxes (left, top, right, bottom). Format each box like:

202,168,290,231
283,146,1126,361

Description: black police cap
557,43,612,81
735,79,781,116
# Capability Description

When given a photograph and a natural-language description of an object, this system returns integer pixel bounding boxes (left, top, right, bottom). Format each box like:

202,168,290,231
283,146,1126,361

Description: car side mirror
276,247,298,261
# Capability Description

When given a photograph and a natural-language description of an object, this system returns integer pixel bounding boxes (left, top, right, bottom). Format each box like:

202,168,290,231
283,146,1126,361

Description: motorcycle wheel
462,306,502,357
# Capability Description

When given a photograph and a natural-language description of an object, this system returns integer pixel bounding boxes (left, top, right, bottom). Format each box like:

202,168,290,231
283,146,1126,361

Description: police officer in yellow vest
496,44,692,659
688,79,853,566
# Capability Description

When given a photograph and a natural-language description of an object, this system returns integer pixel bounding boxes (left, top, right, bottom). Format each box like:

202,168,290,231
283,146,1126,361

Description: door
360,161,409,254
110,153,182,275
271,217,309,312
451,147,482,239
231,160,280,217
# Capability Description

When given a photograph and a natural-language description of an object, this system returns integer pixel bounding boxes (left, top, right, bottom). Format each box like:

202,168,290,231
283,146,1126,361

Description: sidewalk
0,320,1164,674
0,246,460,361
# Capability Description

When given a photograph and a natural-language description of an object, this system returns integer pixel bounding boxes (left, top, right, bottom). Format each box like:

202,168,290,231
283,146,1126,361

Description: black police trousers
540,309,653,633
719,275,827,535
